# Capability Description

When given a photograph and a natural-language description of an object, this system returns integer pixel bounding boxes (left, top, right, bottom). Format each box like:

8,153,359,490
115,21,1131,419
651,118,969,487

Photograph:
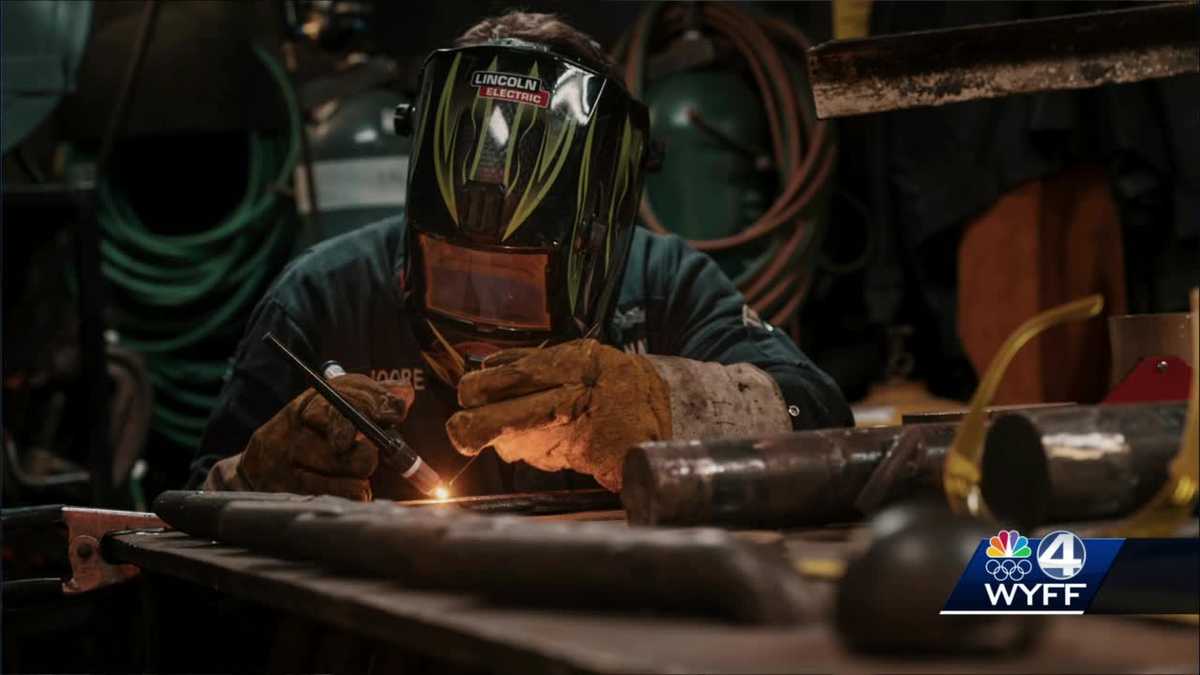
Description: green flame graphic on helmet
503,104,577,241
432,53,463,224
429,53,580,240
466,57,499,183
567,120,599,314
607,116,642,268
566,113,644,313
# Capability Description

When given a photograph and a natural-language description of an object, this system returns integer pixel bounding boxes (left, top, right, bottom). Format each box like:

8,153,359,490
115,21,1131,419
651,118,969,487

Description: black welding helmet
400,39,651,383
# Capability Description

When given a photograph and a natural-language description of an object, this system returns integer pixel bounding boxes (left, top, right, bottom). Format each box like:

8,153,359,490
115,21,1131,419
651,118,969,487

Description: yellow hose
943,294,1105,519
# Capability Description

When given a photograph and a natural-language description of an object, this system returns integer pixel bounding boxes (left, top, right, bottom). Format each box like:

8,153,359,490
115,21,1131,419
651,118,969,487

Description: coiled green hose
98,43,302,449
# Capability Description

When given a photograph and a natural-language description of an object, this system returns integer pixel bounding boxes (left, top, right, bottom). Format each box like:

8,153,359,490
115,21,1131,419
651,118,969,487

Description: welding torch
263,333,445,498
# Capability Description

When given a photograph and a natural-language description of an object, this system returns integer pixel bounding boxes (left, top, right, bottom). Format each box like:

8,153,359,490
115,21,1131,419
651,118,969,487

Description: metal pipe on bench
621,402,1185,529
621,424,957,527
981,402,1186,527
153,490,819,625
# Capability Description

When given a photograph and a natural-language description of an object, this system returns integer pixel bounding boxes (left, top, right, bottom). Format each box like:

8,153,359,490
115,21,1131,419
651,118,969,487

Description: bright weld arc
436,340,547,497
445,453,480,489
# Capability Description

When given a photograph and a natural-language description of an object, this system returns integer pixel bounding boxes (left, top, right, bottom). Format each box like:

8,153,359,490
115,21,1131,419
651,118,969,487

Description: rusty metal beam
807,2,1199,119
151,491,819,625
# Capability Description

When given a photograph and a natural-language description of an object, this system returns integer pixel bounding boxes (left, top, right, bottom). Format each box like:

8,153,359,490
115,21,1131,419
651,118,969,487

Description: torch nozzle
405,458,445,498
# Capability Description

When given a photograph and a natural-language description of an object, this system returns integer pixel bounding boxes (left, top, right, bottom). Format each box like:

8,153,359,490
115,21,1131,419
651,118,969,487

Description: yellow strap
832,0,873,39
943,294,1105,518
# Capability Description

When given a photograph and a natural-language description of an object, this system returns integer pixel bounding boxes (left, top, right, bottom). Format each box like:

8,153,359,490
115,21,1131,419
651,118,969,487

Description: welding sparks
433,485,451,501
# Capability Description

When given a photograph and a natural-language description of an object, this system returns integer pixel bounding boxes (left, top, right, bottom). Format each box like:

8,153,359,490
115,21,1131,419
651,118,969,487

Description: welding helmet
398,39,651,384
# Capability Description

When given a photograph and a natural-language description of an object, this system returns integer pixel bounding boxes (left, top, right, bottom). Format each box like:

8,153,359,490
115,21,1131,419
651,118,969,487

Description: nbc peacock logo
984,530,1033,582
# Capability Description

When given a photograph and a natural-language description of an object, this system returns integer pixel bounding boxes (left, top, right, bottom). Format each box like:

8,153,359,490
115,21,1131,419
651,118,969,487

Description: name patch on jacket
471,71,550,108
369,367,428,391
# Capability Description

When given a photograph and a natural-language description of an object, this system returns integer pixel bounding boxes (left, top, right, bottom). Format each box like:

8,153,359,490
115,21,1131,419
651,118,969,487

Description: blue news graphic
1088,538,1200,613
942,530,1123,614
1036,530,1088,581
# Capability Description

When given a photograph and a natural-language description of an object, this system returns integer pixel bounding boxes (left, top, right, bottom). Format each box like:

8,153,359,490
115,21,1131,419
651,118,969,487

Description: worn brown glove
237,374,414,500
445,339,672,491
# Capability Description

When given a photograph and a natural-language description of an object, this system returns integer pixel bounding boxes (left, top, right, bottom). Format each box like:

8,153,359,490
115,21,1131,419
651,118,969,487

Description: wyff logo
943,529,1121,615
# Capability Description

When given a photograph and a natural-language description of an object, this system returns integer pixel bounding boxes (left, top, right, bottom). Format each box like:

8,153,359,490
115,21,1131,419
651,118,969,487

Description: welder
191,12,853,500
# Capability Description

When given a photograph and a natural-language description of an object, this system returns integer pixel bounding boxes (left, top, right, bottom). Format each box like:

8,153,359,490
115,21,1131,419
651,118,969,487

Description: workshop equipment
981,403,1186,528
615,2,833,333
153,490,818,624
1109,313,1194,386
3,342,154,509
1,0,93,153
149,487,620,529
1106,312,1194,403
140,490,314,539
901,402,1074,425
4,1,148,508
297,87,410,245
263,333,443,497
622,400,1184,530
95,38,302,452
1,504,164,599
945,291,1198,535
621,423,957,527
806,2,1200,118
836,502,1040,654
945,295,1107,520
2,503,168,673
1107,290,1199,537
102,524,1200,674
283,1,411,245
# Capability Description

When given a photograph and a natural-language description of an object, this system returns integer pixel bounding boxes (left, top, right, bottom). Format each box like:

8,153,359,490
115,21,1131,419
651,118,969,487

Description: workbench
106,514,1200,675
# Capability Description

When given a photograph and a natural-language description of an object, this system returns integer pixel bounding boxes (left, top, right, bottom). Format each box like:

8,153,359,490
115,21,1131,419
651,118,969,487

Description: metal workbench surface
109,529,1200,675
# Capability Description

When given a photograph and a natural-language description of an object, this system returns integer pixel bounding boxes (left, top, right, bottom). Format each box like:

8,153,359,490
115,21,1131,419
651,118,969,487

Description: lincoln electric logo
471,71,550,108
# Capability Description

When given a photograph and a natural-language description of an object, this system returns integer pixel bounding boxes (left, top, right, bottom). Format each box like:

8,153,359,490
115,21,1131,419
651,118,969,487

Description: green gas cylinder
1,0,93,154
642,68,774,280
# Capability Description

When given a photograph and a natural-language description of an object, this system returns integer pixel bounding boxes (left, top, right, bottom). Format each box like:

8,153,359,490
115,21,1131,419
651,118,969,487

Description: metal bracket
60,507,165,594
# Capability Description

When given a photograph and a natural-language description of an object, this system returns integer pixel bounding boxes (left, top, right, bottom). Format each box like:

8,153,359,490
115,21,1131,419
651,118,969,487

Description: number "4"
1037,531,1087,580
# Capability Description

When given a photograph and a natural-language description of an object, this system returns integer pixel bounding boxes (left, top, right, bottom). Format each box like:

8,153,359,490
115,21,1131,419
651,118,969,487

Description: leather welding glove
203,374,414,501
445,339,792,491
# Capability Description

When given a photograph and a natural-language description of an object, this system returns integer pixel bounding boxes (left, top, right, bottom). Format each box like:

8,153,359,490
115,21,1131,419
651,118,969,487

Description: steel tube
981,403,1186,527
152,490,818,624
621,403,1186,528
153,490,331,540
621,424,957,527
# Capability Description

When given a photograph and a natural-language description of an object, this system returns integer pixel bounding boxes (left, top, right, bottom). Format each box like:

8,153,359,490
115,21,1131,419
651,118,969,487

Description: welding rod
262,333,443,497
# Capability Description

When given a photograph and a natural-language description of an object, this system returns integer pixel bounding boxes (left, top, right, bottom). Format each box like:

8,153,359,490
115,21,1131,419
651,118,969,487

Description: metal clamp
60,507,166,594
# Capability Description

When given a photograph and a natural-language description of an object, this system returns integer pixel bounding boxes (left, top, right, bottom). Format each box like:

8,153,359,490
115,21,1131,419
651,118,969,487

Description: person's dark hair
455,12,621,81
